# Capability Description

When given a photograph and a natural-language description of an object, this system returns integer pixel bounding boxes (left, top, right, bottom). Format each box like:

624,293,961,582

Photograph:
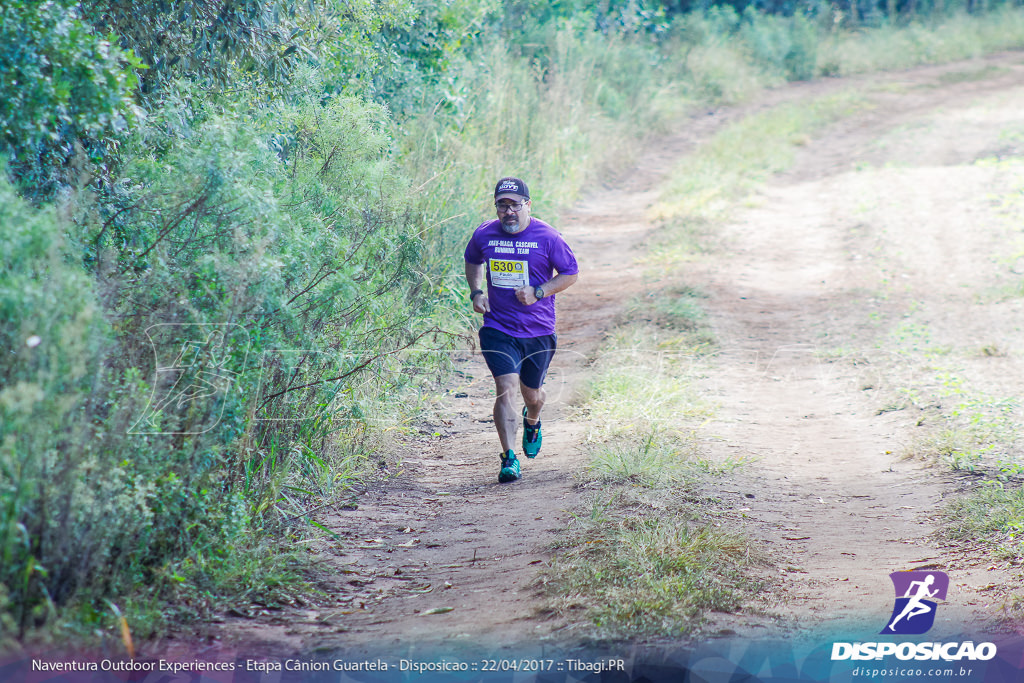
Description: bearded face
495,196,530,234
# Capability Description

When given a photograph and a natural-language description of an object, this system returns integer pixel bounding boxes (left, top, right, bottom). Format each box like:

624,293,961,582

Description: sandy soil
189,52,1024,663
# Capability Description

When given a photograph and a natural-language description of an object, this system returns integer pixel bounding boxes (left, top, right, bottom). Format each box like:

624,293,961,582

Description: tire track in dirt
202,52,1024,660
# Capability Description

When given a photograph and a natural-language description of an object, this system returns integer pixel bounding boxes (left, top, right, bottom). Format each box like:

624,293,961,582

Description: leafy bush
1,169,256,634
740,8,819,80
84,0,421,99
0,72,446,638
0,174,129,630
0,0,144,200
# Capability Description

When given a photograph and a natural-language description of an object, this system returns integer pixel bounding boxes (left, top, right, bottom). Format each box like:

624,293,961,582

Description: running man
888,574,939,631
464,177,579,483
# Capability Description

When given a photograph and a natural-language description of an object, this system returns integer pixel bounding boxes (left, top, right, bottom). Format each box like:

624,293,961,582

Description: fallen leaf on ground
419,607,454,615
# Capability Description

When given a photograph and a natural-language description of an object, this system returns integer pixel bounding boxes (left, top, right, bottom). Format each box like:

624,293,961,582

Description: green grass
819,8,1024,77
555,284,755,638
573,245,710,454
624,285,715,337
578,326,714,438
652,91,869,225
893,384,1020,472
944,482,1024,564
586,426,746,486
642,217,716,268
904,427,1001,471
542,486,759,639
935,395,1024,613
588,431,699,487
880,352,1022,473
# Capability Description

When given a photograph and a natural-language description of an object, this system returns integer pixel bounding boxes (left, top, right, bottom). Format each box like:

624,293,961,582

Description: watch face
534,286,544,299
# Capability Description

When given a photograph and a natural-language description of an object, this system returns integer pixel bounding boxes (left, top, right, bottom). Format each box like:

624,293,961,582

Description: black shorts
478,326,557,390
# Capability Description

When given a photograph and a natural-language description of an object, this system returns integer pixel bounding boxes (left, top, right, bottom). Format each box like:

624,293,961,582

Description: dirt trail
693,55,1024,642
207,53,1024,661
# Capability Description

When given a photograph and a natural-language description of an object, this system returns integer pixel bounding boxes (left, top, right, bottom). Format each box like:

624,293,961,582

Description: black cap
494,176,529,200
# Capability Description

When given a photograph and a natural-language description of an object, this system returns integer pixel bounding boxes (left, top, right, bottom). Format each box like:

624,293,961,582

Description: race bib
489,258,529,289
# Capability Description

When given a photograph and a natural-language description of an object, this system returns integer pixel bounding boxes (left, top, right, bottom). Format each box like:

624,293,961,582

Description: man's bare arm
540,271,578,296
465,261,489,313
516,271,579,306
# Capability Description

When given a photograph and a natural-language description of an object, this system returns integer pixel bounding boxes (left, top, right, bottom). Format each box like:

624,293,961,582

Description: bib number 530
489,259,528,289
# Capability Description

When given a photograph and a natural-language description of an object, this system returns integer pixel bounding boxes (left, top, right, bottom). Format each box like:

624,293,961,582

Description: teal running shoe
522,407,542,459
498,450,521,483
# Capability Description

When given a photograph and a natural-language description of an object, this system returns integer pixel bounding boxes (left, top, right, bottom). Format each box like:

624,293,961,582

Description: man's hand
515,286,538,306
473,291,491,313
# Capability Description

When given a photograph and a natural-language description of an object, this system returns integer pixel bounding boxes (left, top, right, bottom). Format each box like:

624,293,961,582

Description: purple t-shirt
464,217,579,338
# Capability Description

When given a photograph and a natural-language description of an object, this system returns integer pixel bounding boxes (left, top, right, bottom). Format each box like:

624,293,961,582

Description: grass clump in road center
577,287,716,439
552,313,759,638
541,425,759,640
624,285,716,345
578,326,714,438
588,426,745,486
588,429,701,487
541,472,759,639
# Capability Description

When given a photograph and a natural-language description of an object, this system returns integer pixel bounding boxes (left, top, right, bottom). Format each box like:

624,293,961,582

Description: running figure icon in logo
881,570,949,635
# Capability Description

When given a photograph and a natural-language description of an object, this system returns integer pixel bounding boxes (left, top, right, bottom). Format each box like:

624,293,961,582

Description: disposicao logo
881,570,948,635
831,570,998,663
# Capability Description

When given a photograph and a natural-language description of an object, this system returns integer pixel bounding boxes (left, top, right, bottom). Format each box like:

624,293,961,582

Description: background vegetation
4,0,1024,649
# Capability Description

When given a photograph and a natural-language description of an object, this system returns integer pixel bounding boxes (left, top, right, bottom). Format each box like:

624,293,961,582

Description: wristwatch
469,289,483,301
534,286,545,300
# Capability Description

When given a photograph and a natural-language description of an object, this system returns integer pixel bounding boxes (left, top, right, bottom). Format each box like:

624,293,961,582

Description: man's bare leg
522,382,545,426
493,373,520,452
